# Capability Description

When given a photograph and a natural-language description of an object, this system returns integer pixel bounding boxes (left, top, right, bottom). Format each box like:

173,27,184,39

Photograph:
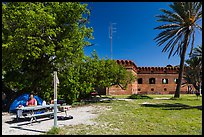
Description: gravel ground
2,105,106,135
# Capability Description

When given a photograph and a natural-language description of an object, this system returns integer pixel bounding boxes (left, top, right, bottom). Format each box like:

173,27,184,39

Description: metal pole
54,71,57,127
109,23,116,60
109,24,112,60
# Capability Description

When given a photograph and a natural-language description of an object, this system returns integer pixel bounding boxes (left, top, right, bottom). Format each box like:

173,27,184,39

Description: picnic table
16,104,61,125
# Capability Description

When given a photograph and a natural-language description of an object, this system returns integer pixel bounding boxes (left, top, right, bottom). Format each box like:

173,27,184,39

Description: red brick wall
106,60,192,95
137,73,188,94
107,68,138,95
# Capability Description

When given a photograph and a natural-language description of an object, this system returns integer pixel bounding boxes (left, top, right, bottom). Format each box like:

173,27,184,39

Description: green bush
46,127,61,135
128,94,153,99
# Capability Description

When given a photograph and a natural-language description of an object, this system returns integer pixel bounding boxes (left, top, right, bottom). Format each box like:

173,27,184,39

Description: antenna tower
109,22,117,59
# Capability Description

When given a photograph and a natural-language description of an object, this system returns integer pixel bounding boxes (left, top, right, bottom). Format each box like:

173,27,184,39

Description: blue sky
83,2,202,67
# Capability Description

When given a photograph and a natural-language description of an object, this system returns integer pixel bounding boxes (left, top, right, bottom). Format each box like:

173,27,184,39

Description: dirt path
2,105,106,135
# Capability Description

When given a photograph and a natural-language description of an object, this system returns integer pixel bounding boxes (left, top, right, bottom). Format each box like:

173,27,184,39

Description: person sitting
51,99,54,104
26,93,37,106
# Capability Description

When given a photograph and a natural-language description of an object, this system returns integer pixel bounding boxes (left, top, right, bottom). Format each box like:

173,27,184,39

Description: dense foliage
59,51,136,104
128,94,153,99
2,2,135,105
184,45,202,92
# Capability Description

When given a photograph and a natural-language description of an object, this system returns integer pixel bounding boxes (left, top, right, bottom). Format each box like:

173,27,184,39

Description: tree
190,45,202,68
2,2,93,102
184,57,201,92
59,51,136,104
183,45,202,94
154,2,202,98
191,45,202,58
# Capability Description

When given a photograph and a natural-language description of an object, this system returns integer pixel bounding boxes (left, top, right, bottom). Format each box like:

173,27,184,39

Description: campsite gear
9,93,43,113
42,101,46,106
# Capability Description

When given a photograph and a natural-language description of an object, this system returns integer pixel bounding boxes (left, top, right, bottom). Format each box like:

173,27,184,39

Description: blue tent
9,93,43,113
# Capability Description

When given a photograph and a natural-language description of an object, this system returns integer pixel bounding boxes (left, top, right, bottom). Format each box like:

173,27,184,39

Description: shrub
46,127,62,135
128,94,153,99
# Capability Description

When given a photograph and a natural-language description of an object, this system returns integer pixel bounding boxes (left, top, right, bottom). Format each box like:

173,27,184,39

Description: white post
199,82,202,95
54,71,58,127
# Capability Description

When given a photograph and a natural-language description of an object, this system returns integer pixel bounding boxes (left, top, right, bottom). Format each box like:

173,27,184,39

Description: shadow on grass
5,116,52,125
73,96,114,106
141,103,202,110
10,126,47,133
128,94,153,99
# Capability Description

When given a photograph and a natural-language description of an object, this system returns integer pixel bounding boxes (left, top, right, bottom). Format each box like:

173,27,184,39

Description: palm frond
194,2,202,15
156,31,177,47
191,45,202,59
160,9,184,23
194,24,202,31
173,41,182,57
195,10,202,22
167,32,184,58
170,2,187,20
154,28,176,41
155,27,184,47
154,24,180,30
155,15,181,23
161,35,177,52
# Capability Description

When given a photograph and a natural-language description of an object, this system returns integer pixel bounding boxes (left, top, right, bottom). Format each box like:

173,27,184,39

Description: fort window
162,79,168,84
138,78,143,84
174,78,178,84
164,88,167,91
151,88,154,91
138,88,141,91
149,78,155,84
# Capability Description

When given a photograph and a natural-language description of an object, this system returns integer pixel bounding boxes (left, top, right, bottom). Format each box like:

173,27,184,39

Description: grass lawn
47,94,202,135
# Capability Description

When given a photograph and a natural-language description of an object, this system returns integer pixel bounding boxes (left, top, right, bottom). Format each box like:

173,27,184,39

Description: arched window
162,78,168,84
149,78,155,84
138,78,143,84
174,78,178,84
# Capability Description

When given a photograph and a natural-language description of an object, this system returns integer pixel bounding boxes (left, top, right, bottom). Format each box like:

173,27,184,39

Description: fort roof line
137,66,179,71
116,59,180,72
116,60,138,73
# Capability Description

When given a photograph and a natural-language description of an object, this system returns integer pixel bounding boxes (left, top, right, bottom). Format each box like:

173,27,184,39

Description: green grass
46,127,63,135
46,94,202,135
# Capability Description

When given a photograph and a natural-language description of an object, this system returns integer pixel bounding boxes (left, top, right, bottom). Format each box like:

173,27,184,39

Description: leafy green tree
154,2,202,98
2,2,136,105
2,2,93,101
59,51,136,104
87,52,136,95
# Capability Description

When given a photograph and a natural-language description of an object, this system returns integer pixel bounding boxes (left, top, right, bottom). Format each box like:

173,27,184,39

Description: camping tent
9,93,43,113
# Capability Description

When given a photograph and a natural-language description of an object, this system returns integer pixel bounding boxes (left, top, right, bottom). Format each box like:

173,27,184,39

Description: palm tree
191,45,202,57
191,45,202,69
184,57,201,92
191,45,202,65
191,45,202,94
154,2,202,98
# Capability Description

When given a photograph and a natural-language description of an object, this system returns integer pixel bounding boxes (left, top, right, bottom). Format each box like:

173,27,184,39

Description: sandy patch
2,105,108,135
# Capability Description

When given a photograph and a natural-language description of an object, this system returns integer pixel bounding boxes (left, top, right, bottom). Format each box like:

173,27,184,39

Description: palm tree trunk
174,29,190,98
